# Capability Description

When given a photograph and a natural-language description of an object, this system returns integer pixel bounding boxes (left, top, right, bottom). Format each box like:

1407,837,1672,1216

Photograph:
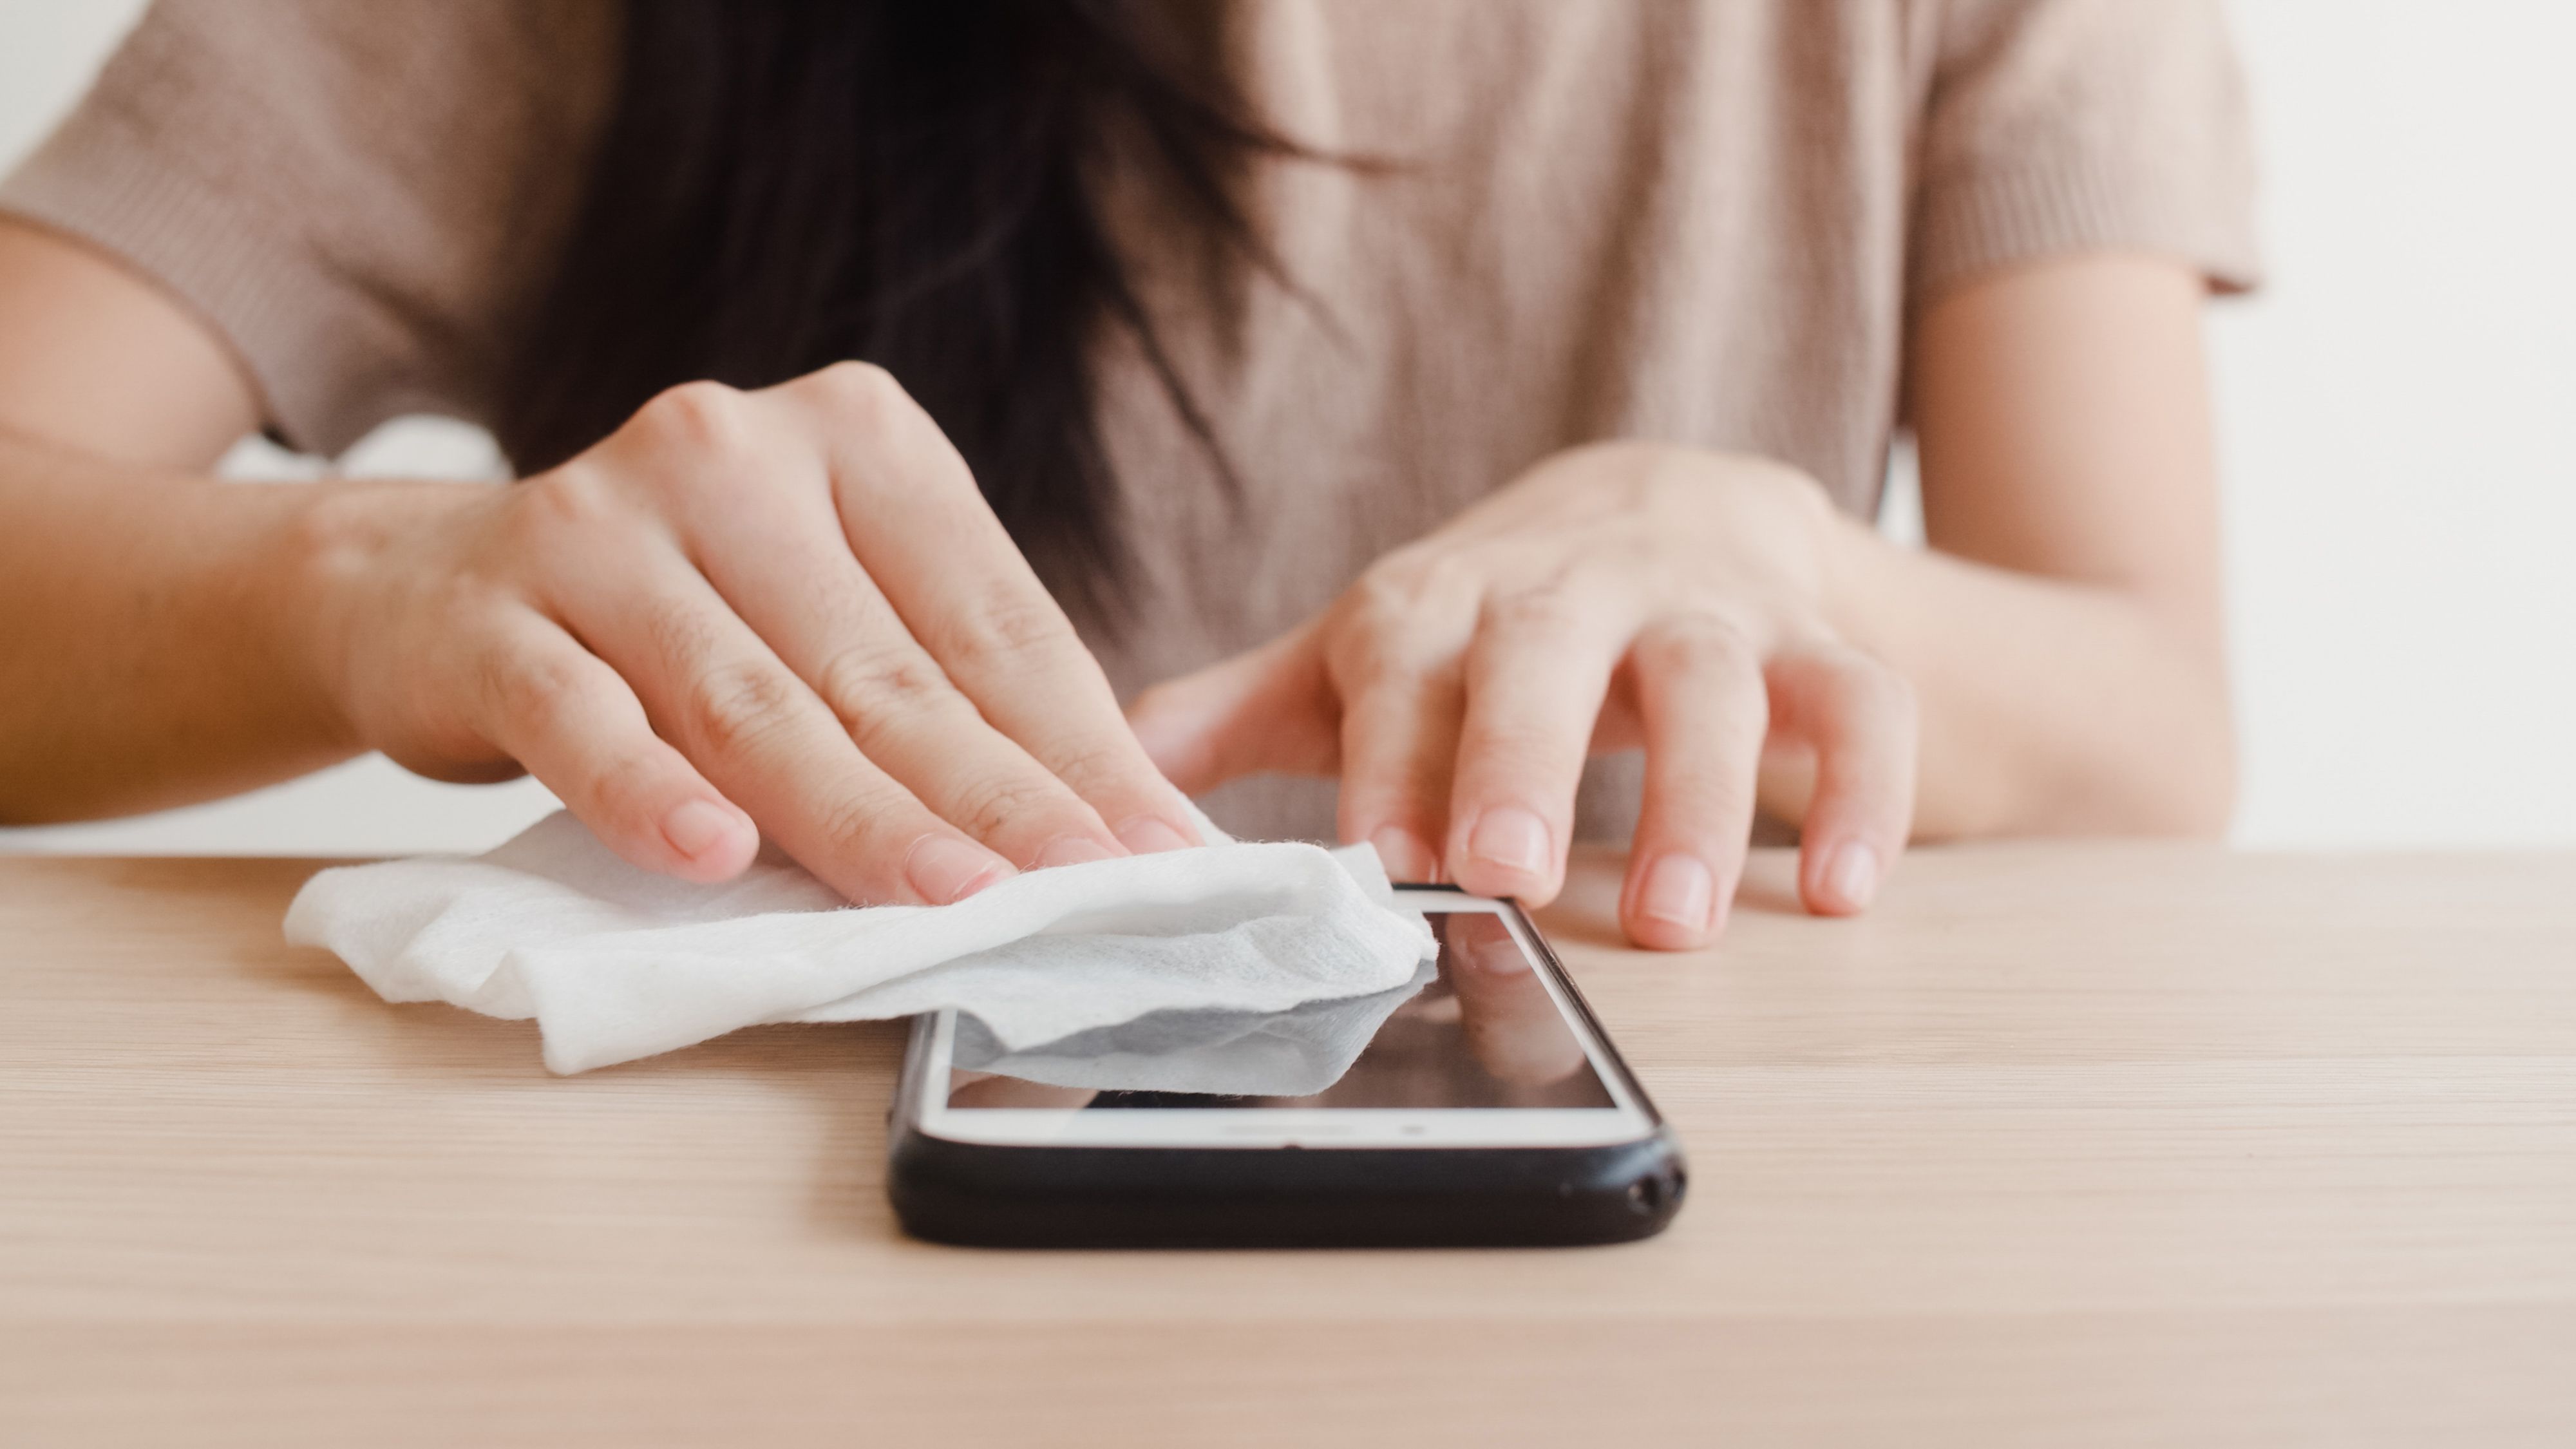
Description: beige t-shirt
0,0,2259,842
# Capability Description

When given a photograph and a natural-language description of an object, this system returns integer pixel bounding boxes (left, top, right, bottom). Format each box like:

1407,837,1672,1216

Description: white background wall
2,0,2570,855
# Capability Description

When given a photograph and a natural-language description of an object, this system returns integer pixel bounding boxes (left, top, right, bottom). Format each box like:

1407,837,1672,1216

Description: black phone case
884,897,1688,1249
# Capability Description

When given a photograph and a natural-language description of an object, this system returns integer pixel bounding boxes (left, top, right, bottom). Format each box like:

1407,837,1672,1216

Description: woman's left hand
1127,442,1918,949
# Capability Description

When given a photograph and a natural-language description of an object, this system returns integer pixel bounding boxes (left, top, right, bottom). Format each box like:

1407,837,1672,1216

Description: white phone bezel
911,891,1659,1149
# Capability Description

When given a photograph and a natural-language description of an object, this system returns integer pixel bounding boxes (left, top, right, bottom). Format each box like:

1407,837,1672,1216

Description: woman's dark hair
499,0,1296,621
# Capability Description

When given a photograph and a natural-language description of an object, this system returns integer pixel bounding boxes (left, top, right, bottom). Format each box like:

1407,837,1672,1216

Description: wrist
266,477,487,750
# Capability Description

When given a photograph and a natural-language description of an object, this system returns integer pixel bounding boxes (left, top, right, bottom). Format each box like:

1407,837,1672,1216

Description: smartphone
886,887,1686,1247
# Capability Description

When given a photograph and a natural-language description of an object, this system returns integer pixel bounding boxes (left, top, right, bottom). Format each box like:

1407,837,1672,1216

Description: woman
0,0,2255,948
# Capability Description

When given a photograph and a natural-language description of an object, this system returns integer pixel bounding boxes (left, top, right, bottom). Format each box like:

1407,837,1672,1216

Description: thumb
1128,623,1339,794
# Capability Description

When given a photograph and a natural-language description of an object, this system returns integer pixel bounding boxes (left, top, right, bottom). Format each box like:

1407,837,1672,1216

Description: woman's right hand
299,363,1202,904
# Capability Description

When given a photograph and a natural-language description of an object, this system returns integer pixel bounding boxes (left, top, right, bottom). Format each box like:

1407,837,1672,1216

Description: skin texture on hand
1126,443,1920,950
296,365,1209,905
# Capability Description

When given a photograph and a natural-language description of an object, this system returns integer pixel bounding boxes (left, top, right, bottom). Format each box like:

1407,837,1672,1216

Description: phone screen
942,905,1618,1113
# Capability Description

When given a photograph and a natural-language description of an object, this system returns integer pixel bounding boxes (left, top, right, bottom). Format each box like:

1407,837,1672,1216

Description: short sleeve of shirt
0,0,618,455
1911,0,2260,307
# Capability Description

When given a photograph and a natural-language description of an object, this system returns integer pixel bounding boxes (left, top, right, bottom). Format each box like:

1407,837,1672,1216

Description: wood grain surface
3,843,2571,1446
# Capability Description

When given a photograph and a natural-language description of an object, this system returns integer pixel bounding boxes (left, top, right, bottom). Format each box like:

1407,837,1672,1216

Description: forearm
0,435,383,822
1824,514,2234,840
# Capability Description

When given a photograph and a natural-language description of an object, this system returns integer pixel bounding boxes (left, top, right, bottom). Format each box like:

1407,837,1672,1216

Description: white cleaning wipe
951,956,1439,1098
285,810,1435,1075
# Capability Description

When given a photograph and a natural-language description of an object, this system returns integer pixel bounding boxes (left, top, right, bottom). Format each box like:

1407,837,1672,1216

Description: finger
471,611,758,884
1443,587,1629,906
805,622,1129,870
1765,641,1917,916
1333,675,1460,882
545,543,1016,907
1327,598,1476,884
1125,623,1339,794
1618,614,1769,949
681,485,1137,871
781,365,1204,854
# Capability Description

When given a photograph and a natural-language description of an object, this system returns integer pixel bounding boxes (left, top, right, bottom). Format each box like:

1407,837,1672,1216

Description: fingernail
1467,806,1551,880
1827,842,1881,910
1369,826,1435,882
661,799,743,862
1032,835,1119,869
1115,815,1197,854
905,835,1011,905
1638,853,1715,931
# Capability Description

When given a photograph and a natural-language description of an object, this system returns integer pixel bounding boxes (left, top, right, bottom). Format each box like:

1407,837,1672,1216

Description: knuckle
1481,583,1586,641
492,647,594,732
1359,549,1477,614
1046,735,1144,793
1416,549,1487,600
1325,621,1417,693
632,380,754,462
686,657,805,758
815,642,954,728
948,772,1073,844
1347,563,1417,619
793,361,926,444
1331,556,1485,688
810,359,905,410
1636,611,1758,677
938,592,1078,671
806,777,913,858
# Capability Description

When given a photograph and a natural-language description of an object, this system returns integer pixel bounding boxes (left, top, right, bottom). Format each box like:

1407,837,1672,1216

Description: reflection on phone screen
947,909,1616,1111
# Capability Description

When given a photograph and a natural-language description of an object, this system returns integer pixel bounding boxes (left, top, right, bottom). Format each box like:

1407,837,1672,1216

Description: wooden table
3,844,2572,1446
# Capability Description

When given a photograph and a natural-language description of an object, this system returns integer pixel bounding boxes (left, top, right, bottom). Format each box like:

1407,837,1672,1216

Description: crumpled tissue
285,810,1436,1075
